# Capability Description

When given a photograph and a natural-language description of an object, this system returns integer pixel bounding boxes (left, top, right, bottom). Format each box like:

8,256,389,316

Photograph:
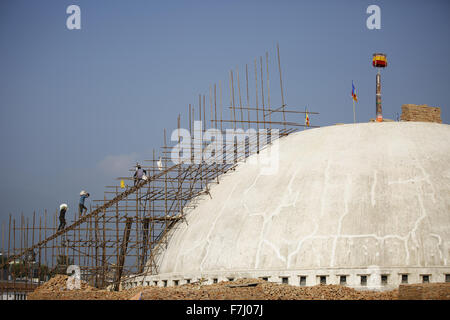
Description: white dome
143,122,450,289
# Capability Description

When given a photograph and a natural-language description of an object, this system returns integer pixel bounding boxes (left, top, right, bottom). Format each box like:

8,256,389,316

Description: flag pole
353,98,356,123
304,106,306,130
352,80,356,124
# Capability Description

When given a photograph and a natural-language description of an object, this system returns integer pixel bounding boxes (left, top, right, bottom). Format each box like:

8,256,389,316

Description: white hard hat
60,203,68,210
80,190,87,196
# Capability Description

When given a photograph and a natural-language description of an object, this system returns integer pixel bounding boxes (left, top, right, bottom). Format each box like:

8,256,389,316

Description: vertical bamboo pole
214,84,217,130
229,70,235,129
254,58,260,153
115,186,119,288
189,104,192,135
266,52,272,129
1,220,4,284
94,209,98,287
277,42,286,129
199,94,202,127
38,215,42,285
236,67,243,126
135,176,139,274
246,64,250,129
260,56,265,129
31,213,35,290
219,80,223,132
102,195,107,288
13,218,15,289
44,210,47,270
8,215,11,276
210,85,213,129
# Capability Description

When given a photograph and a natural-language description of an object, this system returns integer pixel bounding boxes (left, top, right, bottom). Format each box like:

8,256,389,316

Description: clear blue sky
0,0,449,220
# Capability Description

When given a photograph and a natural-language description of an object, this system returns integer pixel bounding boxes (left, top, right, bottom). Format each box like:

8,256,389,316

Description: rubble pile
31,275,98,293
398,283,450,300
28,277,398,300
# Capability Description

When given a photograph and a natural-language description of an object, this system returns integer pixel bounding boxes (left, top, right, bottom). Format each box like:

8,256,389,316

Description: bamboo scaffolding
0,44,319,298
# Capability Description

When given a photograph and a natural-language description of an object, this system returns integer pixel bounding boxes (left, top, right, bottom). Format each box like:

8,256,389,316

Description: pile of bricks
399,283,450,300
400,104,442,123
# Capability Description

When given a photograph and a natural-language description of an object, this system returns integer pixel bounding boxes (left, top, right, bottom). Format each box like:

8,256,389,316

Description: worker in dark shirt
58,204,68,231
133,164,147,186
79,190,90,216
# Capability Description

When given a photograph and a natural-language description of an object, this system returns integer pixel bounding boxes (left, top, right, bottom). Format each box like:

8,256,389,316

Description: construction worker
79,190,90,216
133,163,147,186
58,204,68,231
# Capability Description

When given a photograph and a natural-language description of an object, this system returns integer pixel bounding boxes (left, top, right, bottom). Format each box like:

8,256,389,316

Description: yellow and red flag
305,110,310,127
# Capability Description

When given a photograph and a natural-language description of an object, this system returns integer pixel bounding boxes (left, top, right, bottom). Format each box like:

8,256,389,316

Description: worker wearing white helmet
79,190,90,217
58,204,68,231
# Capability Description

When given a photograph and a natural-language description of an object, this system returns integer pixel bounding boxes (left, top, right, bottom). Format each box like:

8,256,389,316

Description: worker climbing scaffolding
133,163,148,186
58,203,68,231
79,190,90,217
58,203,68,246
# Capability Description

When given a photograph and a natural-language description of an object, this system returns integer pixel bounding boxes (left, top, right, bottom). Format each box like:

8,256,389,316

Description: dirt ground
27,275,398,300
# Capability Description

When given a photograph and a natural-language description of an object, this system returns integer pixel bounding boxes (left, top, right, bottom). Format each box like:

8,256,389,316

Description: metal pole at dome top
373,53,387,122
376,69,382,122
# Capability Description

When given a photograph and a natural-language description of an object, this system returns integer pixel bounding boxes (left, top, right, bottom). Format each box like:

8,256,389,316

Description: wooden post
114,217,133,291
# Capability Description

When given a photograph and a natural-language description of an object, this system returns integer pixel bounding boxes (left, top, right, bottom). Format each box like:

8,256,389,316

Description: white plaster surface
143,122,450,289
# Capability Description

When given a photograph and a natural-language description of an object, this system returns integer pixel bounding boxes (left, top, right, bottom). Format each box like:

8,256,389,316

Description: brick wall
398,283,450,300
400,104,442,123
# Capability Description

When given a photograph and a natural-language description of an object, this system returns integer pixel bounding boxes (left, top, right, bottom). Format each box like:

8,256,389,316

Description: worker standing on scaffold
58,203,68,231
79,190,90,217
